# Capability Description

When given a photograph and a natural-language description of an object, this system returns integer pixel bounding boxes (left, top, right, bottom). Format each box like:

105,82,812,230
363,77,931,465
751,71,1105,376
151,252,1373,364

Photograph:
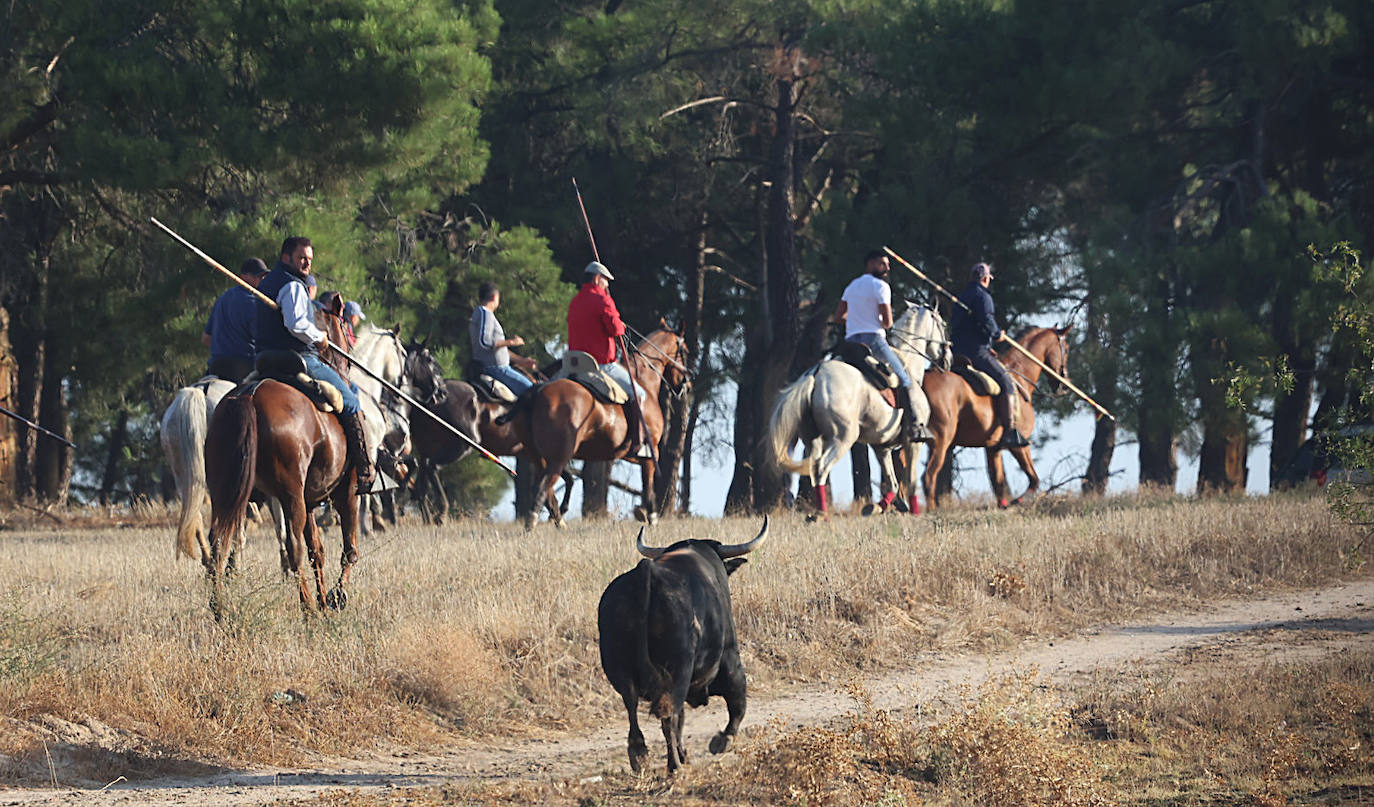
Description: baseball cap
344,301,365,320
970,262,994,280
239,258,269,277
585,261,615,280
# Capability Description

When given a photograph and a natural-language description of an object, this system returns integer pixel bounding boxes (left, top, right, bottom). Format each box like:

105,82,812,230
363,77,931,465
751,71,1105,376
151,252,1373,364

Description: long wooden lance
570,179,655,462
0,405,78,449
884,244,1115,421
150,217,516,476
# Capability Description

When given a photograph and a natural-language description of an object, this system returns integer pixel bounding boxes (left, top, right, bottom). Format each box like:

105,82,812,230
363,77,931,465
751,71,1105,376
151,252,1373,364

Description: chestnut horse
516,328,690,529
921,326,1071,510
205,311,363,615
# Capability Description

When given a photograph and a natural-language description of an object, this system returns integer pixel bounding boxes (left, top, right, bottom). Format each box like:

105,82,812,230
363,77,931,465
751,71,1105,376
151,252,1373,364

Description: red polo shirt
567,283,625,364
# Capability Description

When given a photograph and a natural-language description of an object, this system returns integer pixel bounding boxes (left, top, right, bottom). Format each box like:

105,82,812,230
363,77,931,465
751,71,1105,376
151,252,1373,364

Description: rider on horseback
567,261,647,457
950,262,1029,449
470,281,537,397
202,258,269,383
256,236,376,493
833,250,932,444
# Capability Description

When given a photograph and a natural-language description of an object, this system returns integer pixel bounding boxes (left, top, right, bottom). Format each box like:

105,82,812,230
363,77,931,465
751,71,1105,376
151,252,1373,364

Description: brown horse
516,328,690,529
205,309,364,615
920,326,1071,510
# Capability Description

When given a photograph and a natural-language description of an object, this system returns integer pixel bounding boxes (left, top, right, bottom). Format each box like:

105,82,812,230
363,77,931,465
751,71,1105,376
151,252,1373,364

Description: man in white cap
950,262,1028,448
567,260,645,455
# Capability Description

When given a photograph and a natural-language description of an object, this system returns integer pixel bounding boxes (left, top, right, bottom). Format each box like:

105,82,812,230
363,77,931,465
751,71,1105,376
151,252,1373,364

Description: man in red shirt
568,261,646,455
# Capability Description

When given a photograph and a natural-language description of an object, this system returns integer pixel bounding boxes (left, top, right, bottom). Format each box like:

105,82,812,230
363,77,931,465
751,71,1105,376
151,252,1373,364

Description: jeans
302,353,360,415
600,361,645,401
968,347,1016,398
846,332,912,388
485,364,534,396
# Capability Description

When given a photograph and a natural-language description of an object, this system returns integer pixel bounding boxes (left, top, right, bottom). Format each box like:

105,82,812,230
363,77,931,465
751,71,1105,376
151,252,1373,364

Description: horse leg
301,508,329,611
807,431,856,521
634,460,658,525
279,493,314,610
867,448,898,516
272,498,291,577
904,443,922,515
1007,444,1041,506
327,482,361,610
923,433,953,512
985,448,1011,508
558,469,575,516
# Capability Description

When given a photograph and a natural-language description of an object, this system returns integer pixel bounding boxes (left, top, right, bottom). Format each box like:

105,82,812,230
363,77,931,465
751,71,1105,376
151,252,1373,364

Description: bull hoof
709,732,732,754
633,506,649,523
325,588,348,610
628,748,647,775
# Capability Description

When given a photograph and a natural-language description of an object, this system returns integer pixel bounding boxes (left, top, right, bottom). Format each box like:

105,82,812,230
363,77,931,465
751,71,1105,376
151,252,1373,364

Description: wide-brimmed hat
585,261,615,280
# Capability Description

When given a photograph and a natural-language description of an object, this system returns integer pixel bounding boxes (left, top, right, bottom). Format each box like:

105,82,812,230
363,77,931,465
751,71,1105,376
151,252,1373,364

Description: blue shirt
950,281,1001,354
204,287,259,361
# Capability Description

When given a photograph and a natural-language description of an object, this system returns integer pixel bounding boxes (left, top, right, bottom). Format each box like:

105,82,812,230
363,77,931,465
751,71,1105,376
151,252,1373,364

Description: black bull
597,517,769,774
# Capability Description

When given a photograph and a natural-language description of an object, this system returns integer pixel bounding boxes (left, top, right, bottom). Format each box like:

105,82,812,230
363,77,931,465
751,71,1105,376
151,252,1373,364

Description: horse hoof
325,588,348,610
861,503,880,517
805,513,820,524
633,506,648,523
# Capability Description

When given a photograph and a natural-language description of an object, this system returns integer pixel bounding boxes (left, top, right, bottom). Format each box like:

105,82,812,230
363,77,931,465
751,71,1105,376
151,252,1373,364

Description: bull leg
327,483,361,610
1006,444,1041,506
985,447,1010,508
621,691,648,774
673,706,687,765
660,708,684,773
710,664,747,755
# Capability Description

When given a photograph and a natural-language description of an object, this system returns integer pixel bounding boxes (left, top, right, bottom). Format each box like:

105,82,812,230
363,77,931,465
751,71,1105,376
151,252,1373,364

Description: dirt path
3,579,1371,807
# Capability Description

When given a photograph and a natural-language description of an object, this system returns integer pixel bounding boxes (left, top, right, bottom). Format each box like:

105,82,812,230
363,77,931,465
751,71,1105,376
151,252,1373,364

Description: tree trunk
1082,290,1120,496
582,460,609,518
0,308,17,506
1084,418,1116,496
33,334,71,503
1270,351,1315,490
749,71,803,513
100,408,129,505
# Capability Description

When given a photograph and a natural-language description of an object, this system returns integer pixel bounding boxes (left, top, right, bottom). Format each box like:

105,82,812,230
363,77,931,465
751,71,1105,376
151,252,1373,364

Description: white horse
161,376,239,559
349,323,412,532
768,304,950,517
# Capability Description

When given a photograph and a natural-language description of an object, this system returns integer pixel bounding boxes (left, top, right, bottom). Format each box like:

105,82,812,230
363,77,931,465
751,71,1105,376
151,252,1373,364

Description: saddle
951,355,1002,397
832,341,899,392
551,350,630,405
464,360,518,404
235,350,345,412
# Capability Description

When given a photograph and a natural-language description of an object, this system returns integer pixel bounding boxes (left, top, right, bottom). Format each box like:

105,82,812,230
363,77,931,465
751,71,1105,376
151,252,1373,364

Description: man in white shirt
255,236,374,491
832,250,931,443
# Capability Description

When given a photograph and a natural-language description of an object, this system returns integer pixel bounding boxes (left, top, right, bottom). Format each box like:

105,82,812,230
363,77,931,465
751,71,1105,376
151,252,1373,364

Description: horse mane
315,308,352,376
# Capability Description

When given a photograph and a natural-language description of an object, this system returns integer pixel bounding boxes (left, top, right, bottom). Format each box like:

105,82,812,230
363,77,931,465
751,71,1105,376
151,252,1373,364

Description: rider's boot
895,386,933,444
340,410,377,494
996,393,1030,449
623,400,651,459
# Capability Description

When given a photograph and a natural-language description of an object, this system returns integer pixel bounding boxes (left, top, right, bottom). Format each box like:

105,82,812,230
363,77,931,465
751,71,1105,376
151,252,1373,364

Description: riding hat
585,261,615,280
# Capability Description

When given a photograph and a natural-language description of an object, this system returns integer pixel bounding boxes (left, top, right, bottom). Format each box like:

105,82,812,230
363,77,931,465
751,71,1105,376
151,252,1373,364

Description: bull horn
636,526,666,559
717,516,769,559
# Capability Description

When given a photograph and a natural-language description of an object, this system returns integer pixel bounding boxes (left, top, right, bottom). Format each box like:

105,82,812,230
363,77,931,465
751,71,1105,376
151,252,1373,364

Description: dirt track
3,579,1371,806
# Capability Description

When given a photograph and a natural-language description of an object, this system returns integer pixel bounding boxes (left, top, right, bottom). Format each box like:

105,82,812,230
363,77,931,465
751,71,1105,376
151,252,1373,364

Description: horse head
404,341,448,405
894,302,951,372
1050,324,1072,393
647,329,692,389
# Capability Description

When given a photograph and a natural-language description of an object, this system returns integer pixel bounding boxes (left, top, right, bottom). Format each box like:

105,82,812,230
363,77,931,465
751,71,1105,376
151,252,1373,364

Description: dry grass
0,492,1364,786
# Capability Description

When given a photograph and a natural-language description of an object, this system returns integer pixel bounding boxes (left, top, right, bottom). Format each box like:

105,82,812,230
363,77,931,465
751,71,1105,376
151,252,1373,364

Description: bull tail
161,385,211,561
768,371,816,475
206,393,257,573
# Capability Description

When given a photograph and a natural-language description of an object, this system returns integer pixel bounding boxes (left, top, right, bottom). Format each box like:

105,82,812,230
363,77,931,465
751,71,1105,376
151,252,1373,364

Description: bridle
887,307,951,368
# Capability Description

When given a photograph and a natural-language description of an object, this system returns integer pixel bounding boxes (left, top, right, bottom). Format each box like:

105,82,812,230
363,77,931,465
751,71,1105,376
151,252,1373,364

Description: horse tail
160,386,212,561
768,371,816,475
206,393,257,567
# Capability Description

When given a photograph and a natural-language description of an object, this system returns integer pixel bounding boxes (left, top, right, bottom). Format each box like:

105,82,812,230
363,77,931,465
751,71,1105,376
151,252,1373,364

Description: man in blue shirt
202,258,269,383
470,282,536,396
950,262,1029,448
256,236,374,491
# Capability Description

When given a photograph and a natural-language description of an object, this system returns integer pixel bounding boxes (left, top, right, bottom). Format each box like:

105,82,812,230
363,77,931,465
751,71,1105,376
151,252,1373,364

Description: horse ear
659,316,668,329
1057,324,1074,335
392,322,402,338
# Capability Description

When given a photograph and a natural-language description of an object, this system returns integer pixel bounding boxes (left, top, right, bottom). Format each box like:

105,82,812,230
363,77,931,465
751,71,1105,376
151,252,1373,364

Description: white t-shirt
841,273,892,338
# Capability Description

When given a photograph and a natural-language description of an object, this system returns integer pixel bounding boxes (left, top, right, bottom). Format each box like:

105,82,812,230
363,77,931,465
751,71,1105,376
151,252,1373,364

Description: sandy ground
2,578,1371,806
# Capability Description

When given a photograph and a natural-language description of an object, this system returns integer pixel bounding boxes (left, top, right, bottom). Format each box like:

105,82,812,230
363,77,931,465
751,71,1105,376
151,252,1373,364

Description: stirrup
999,428,1030,449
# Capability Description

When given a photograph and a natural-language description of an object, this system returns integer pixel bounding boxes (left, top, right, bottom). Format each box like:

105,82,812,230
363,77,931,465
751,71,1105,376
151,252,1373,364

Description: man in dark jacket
256,236,374,491
202,258,269,382
950,262,1029,448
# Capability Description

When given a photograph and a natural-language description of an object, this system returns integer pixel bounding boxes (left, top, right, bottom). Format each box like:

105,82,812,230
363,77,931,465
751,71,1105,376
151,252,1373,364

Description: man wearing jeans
255,236,374,492
832,250,930,443
469,281,535,396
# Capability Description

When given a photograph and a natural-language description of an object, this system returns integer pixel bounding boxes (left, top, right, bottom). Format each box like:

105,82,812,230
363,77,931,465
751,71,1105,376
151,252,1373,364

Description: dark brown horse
921,326,1071,510
205,309,363,614
516,328,689,529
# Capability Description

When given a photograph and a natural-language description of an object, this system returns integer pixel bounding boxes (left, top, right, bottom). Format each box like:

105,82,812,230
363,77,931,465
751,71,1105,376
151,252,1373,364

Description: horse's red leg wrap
998,498,1009,509
880,491,897,511
816,485,828,513
908,494,921,515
